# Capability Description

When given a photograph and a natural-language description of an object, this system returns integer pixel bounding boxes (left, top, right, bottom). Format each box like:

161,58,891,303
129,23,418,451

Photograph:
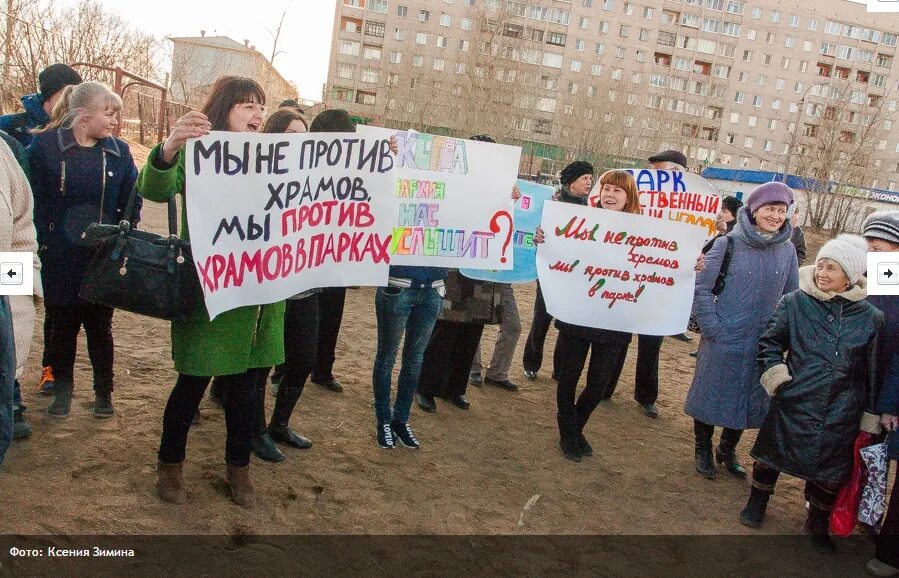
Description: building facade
325,0,899,188
170,35,297,109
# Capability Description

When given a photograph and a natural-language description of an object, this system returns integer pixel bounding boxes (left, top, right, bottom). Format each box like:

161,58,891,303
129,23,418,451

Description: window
702,18,720,33
397,5,408,17
355,90,376,106
331,86,352,102
803,40,812,52
461,17,472,30
436,35,447,48
419,9,429,21
658,31,676,47
393,28,405,40
640,29,650,42
389,51,402,63
503,23,523,38
808,19,817,31
636,51,645,63
369,0,388,13
794,81,803,93
765,32,775,44
458,39,469,51
455,62,466,74
615,46,625,59
542,52,563,68
770,10,780,23
598,21,609,33
681,14,700,28
360,68,378,83
788,15,799,27
771,99,780,110
571,60,582,72
365,19,385,37
722,22,740,37
768,119,777,129
746,29,756,41
644,6,653,19
729,112,739,123
580,16,589,29
547,32,567,46
412,55,423,66
575,39,585,51
439,13,451,26
781,57,790,69
620,24,630,38
726,0,744,15
591,63,603,76
623,2,633,15
756,74,766,86
595,43,606,55
534,119,552,135
744,137,754,148
748,115,757,127
530,28,544,42
785,37,795,49
338,40,360,56
734,91,744,103
742,50,752,62
337,63,355,79
415,32,427,45
752,95,762,107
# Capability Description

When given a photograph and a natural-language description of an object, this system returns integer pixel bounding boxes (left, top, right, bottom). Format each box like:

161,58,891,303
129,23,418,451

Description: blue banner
460,180,554,283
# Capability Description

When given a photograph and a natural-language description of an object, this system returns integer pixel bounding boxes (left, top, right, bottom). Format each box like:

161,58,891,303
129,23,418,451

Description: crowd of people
0,67,897,574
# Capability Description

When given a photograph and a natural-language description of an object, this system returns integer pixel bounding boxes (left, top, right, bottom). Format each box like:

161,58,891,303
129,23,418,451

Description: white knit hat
816,234,868,285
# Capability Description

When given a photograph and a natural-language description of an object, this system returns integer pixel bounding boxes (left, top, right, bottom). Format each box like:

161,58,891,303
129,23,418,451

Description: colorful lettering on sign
395,179,447,199
390,227,493,258
395,131,469,174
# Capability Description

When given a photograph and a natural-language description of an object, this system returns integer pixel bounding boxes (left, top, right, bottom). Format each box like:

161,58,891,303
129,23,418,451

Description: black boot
805,506,836,554
268,385,312,449
252,431,285,462
576,411,593,457
557,414,582,462
739,486,772,528
48,379,74,418
716,428,746,478
693,420,716,479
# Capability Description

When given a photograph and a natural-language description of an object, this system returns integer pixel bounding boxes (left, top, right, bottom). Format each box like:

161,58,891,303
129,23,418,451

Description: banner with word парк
589,169,721,240
185,132,395,319
460,179,554,283
358,126,520,269
537,201,707,336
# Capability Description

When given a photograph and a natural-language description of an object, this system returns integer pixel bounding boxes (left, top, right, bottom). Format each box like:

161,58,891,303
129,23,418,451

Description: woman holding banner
685,182,798,481
137,76,284,507
535,169,642,462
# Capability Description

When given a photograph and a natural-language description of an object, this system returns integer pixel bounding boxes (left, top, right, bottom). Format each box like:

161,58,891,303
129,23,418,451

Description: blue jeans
372,286,442,424
0,297,16,466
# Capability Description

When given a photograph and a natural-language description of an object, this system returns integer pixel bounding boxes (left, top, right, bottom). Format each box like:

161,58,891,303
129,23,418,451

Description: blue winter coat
27,128,141,305
0,94,50,148
684,207,799,429
870,294,899,460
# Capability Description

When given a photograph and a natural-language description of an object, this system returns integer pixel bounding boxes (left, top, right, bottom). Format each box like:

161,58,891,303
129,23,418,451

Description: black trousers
159,369,267,466
41,314,53,367
555,330,624,437
694,419,743,450
605,334,663,405
418,320,485,399
257,297,319,433
312,288,346,383
876,466,899,566
44,302,114,390
522,282,561,375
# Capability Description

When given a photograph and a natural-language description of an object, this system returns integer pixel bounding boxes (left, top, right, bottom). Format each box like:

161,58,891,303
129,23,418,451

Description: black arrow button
887,269,894,279
6,270,16,278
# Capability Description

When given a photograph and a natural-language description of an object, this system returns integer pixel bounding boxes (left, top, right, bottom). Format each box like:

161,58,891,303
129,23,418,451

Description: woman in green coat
137,76,285,508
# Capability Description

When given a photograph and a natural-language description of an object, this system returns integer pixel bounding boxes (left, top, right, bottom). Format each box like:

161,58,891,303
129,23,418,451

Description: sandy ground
0,152,886,573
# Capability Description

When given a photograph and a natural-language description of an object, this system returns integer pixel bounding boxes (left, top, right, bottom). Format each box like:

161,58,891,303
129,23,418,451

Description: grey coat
684,207,799,430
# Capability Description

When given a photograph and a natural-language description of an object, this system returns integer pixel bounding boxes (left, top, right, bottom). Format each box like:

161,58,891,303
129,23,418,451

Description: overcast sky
59,0,336,101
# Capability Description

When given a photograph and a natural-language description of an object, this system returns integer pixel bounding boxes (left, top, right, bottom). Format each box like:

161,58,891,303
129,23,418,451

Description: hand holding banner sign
185,131,396,320
589,169,721,240
460,179,554,283
537,201,707,336
357,126,520,270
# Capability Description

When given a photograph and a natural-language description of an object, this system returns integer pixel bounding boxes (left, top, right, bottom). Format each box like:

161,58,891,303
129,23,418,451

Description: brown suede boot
156,461,186,504
226,464,256,508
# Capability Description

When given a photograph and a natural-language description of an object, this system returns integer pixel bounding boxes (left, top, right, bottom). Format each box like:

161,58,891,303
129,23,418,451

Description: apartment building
325,0,899,189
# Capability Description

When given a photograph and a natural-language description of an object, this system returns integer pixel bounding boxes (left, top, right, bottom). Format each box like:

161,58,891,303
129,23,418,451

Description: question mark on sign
489,210,514,264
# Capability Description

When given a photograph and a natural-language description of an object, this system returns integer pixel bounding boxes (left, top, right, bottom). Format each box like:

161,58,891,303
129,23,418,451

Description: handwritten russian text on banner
358,126,520,269
589,170,721,240
185,132,395,319
461,180,554,283
537,202,707,336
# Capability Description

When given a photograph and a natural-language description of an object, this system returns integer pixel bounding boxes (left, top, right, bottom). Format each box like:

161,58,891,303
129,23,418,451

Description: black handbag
78,187,202,322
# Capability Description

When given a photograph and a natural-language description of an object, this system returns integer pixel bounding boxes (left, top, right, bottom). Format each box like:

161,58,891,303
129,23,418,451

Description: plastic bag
830,432,875,537
858,440,890,531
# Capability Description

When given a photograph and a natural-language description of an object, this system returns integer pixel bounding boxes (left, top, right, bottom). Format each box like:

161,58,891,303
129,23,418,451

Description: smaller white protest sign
185,131,396,319
357,126,520,269
537,201,707,336
589,169,721,240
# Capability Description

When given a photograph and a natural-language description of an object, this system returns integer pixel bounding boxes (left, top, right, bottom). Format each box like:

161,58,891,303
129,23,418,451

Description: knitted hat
816,234,868,285
309,109,355,133
746,182,794,214
38,64,82,99
721,195,743,216
648,149,688,168
560,161,594,186
469,134,495,143
862,210,899,245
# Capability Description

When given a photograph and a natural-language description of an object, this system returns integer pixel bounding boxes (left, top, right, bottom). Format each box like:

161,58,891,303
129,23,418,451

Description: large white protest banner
357,126,520,269
589,169,721,240
537,201,707,336
185,131,395,319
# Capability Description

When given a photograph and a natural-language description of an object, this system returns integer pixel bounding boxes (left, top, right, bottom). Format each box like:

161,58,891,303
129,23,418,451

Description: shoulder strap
711,235,735,297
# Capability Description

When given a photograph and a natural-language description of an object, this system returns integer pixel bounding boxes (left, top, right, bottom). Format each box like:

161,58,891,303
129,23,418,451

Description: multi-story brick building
325,0,899,189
